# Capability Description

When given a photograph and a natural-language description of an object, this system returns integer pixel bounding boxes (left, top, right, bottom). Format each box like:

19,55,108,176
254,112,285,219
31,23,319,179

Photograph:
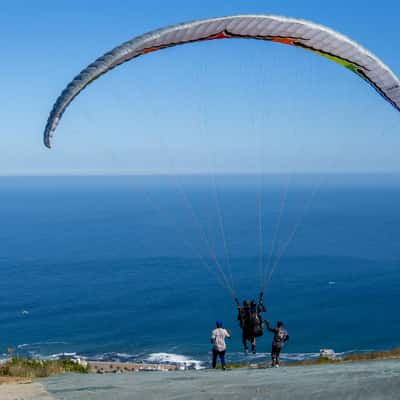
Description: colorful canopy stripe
44,15,400,148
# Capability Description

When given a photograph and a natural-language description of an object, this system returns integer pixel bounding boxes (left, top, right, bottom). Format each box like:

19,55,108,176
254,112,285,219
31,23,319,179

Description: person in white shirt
210,320,231,369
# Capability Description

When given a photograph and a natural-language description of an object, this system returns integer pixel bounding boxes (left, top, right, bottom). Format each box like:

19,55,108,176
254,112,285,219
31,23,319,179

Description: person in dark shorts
210,321,231,369
265,320,289,367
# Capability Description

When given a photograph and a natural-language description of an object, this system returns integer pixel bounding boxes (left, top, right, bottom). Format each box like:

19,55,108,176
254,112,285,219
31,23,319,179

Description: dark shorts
242,330,255,341
271,345,282,358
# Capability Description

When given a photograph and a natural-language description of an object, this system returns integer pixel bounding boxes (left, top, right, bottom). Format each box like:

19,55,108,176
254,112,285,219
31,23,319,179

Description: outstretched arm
265,320,277,333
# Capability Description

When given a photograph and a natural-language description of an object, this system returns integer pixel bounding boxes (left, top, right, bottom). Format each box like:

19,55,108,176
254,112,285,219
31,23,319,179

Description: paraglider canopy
44,14,400,148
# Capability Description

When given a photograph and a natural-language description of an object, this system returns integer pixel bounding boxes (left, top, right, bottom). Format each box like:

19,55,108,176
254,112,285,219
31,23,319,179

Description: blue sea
1,175,399,366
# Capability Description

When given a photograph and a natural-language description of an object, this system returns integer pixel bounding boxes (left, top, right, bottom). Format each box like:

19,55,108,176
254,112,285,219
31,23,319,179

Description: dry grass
0,358,88,379
291,348,400,367
343,348,400,362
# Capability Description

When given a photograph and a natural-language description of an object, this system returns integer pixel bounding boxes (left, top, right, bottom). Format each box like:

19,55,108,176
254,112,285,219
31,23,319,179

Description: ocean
1,175,399,367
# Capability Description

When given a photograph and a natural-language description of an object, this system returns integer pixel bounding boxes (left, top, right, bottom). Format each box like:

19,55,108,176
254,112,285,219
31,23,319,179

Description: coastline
3,348,400,376
85,348,400,373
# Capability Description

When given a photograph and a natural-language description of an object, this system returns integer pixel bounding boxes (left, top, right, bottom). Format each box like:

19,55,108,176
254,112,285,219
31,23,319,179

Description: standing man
210,321,231,370
265,320,289,367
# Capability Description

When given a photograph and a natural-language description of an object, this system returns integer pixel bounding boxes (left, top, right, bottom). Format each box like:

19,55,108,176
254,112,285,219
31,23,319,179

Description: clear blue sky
1,0,400,175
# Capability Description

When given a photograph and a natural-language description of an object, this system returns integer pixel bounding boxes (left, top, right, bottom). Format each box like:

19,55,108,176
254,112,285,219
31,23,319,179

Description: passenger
237,295,266,354
237,300,249,331
250,300,263,338
237,300,254,353
210,320,231,370
265,320,289,367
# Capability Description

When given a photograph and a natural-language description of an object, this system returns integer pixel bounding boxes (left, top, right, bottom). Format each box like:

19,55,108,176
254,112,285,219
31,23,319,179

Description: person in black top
265,320,289,367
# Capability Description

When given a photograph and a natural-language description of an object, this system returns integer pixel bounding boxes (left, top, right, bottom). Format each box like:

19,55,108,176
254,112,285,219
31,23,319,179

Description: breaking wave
146,353,203,370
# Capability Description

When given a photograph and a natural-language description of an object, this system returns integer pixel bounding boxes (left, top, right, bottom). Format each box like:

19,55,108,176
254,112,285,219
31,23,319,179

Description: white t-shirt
211,328,230,351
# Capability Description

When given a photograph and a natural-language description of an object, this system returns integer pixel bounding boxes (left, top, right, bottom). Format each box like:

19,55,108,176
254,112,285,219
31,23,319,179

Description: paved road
30,360,400,399
0,382,54,400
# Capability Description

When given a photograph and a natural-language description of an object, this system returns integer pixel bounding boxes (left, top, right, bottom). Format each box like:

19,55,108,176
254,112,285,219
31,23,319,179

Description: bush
0,358,88,378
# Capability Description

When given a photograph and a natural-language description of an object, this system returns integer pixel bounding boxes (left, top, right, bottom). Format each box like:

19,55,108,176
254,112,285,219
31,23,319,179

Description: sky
1,0,400,175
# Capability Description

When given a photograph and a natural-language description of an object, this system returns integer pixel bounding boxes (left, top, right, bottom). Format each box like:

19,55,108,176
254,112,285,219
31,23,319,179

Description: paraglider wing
44,14,400,148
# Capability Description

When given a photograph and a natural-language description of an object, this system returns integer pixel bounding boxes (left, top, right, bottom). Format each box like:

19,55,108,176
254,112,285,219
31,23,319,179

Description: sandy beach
2,358,399,400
